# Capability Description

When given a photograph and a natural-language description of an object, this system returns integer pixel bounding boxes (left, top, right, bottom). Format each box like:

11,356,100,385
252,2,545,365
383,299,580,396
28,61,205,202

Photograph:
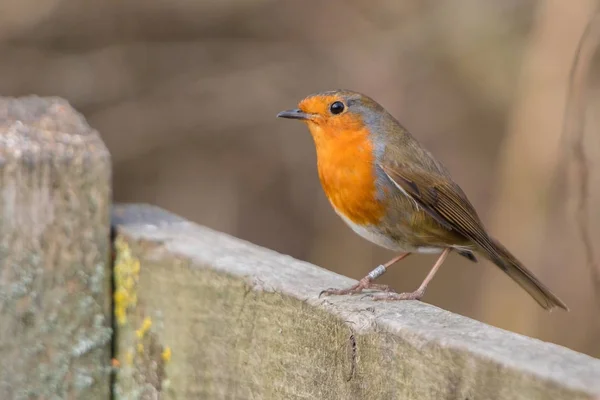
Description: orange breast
311,125,386,226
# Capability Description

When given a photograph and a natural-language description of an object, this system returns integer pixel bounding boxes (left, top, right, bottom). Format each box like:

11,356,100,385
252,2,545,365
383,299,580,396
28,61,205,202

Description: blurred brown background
1,0,599,358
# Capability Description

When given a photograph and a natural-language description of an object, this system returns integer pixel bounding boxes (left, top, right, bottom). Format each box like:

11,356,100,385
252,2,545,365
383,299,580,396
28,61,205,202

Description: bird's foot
364,288,425,302
319,276,390,297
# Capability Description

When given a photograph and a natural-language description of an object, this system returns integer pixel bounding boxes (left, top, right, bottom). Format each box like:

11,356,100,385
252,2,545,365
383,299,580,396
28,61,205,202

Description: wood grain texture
112,203,600,400
0,97,112,399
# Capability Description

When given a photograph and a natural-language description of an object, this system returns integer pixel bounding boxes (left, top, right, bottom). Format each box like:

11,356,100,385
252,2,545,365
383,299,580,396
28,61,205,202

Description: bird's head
277,89,392,144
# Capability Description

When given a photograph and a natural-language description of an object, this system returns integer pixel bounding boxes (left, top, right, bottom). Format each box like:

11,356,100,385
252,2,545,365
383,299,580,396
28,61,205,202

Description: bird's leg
368,248,451,301
319,253,411,297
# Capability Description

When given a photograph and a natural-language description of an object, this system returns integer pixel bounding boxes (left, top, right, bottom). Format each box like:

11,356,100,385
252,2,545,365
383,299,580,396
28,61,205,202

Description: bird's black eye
329,101,345,115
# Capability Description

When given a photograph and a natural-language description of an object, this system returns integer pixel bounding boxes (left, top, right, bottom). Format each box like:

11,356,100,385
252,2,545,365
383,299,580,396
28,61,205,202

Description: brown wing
379,163,493,253
379,163,568,310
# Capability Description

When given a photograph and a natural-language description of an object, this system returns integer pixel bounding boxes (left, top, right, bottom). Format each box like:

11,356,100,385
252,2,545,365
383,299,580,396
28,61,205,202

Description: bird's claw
367,290,424,302
319,286,364,298
319,278,390,298
319,288,338,298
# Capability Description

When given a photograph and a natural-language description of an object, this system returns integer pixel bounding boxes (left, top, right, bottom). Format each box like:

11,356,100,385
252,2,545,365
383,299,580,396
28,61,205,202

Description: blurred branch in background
561,6,600,356
0,0,62,39
563,6,600,309
479,0,596,336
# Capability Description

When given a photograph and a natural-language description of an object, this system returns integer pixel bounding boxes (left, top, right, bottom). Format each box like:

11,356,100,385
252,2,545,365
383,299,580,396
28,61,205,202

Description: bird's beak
276,108,312,121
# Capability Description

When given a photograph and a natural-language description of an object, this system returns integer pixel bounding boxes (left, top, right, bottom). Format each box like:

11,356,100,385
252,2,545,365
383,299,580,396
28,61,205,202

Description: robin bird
277,89,568,311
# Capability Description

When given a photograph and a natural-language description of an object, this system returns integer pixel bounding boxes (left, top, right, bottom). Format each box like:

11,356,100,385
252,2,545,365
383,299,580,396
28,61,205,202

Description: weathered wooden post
0,97,112,398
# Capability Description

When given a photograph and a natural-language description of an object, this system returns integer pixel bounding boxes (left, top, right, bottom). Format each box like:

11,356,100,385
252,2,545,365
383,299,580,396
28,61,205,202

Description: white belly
335,210,404,251
335,208,444,254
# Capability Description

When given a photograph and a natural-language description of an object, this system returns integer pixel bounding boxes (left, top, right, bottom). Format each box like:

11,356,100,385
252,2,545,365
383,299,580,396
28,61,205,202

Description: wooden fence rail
111,204,600,400
1,96,600,399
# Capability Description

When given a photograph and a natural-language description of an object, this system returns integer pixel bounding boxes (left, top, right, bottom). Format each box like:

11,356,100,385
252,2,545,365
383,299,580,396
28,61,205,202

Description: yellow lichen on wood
126,314,171,368
115,304,172,399
136,317,152,339
161,346,172,363
113,237,141,325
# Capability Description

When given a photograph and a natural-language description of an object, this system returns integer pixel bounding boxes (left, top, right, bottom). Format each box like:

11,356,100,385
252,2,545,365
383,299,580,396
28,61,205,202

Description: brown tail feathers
482,237,568,311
